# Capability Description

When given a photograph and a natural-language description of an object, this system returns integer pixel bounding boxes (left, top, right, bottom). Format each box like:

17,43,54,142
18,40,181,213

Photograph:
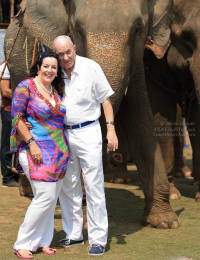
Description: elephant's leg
187,100,200,201
174,104,191,178
124,67,179,228
153,111,181,200
145,68,181,200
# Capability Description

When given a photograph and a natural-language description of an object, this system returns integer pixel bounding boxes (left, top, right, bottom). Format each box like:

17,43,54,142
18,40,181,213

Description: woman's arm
11,81,42,164
17,120,42,164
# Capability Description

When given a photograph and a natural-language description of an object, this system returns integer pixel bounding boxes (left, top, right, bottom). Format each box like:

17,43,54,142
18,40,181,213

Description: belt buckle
70,125,72,130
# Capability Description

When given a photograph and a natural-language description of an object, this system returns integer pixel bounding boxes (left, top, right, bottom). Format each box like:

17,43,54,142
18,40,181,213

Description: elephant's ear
20,0,28,13
23,0,69,49
145,40,171,59
149,0,174,46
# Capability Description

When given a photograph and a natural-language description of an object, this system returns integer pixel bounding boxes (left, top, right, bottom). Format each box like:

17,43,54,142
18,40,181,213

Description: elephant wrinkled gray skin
4,0,179,228
144,0,200,201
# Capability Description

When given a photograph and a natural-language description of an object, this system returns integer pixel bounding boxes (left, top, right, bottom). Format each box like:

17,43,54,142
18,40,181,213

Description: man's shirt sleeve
94,64,114,103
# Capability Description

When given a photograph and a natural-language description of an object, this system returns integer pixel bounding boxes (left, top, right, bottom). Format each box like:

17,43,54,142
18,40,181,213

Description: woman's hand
29,141,42,164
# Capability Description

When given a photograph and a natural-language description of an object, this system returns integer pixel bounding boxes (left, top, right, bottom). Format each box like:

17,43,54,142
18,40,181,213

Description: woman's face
38,57,58,85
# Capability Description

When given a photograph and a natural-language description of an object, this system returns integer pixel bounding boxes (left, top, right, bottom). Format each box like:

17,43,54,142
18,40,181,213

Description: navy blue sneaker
88,244,105,256
58,238,84,248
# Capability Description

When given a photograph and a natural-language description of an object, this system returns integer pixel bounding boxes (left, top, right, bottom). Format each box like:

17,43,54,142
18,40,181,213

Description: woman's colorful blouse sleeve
10,80,30,152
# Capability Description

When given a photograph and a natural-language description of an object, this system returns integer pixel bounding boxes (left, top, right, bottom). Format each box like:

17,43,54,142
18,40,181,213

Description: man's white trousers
59,120,108,247
13,149,63,252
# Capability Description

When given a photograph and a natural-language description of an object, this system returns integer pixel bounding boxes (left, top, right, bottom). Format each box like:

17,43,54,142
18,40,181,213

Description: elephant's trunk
85,31,130,115
190,49,200,105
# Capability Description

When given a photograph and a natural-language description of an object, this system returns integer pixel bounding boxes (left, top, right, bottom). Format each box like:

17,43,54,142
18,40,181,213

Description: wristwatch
27,137,34,144
106,121,115,125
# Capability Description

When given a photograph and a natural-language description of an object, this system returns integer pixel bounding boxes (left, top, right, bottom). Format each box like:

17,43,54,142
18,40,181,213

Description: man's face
54,39,76,73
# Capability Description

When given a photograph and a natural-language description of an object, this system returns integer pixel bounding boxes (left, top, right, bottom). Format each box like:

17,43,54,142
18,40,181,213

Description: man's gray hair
53,35,74,51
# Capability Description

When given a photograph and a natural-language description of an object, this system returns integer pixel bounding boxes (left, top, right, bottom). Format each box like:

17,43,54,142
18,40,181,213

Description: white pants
13,149,63,252
59,120,108,247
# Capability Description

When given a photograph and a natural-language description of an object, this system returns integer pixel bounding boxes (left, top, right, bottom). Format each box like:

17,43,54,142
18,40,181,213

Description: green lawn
0,147,199,260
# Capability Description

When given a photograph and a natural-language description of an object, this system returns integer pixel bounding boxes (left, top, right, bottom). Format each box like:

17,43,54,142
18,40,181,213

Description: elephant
108,103,191,185
143,0,200,201
174,104,191,179
4,0,179,228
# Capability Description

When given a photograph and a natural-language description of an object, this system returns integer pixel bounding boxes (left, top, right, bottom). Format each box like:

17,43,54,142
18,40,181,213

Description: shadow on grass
105,185,144,252
174,176,198,200
175,207,185,216
52,163,198,254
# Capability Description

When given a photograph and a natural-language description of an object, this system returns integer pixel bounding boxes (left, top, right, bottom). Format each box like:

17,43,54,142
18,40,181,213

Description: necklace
36,76,53,97
33,79,60,116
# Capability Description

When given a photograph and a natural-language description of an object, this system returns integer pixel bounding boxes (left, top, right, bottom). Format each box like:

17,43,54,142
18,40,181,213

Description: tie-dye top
10,78,68,182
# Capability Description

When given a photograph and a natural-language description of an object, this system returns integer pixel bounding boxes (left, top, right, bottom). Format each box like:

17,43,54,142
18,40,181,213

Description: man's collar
73,55,80,75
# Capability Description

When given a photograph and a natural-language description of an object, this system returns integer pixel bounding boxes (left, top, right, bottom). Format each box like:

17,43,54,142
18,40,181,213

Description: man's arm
1,79,12,99
102,97,118,151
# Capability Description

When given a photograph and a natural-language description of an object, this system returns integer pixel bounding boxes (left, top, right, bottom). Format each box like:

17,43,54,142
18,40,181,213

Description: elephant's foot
19,175,34,197
109,169,133,184
181,165,192,177
195,181,200,201
169,183,181,200
106,153,133,184
174,165,191,178
141,203,180,229
195,192,200,202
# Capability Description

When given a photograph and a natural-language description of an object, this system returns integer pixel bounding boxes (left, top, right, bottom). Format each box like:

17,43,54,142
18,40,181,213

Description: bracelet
106,121,115,125
27,137,34,145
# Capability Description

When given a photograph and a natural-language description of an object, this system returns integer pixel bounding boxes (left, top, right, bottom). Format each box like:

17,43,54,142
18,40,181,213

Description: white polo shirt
0,63,10,79
62,55,114,125
0,64,10,108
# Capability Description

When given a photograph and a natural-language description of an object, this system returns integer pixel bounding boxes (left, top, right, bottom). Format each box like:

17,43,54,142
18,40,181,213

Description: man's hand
106,125,118,151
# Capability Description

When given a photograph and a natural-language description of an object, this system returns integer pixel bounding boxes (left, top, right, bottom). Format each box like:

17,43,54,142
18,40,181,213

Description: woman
10,51,68,259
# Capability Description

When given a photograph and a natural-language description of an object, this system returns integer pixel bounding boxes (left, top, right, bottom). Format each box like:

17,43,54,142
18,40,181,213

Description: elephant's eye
129,25,142,44
135,26,141,36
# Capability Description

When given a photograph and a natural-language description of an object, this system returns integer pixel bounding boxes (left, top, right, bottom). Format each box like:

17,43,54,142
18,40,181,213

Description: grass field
1,146,200,260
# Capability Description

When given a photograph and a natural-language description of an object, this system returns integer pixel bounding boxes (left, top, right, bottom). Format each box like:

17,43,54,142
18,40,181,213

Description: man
53,35,118,256
0,63,19,187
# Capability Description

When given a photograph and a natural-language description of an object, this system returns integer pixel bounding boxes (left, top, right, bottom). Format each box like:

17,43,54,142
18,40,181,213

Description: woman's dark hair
29,51,65,97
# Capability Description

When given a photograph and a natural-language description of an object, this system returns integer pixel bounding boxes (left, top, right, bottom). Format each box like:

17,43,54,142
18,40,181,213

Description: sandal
37,247,57,255
14,249,33,259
